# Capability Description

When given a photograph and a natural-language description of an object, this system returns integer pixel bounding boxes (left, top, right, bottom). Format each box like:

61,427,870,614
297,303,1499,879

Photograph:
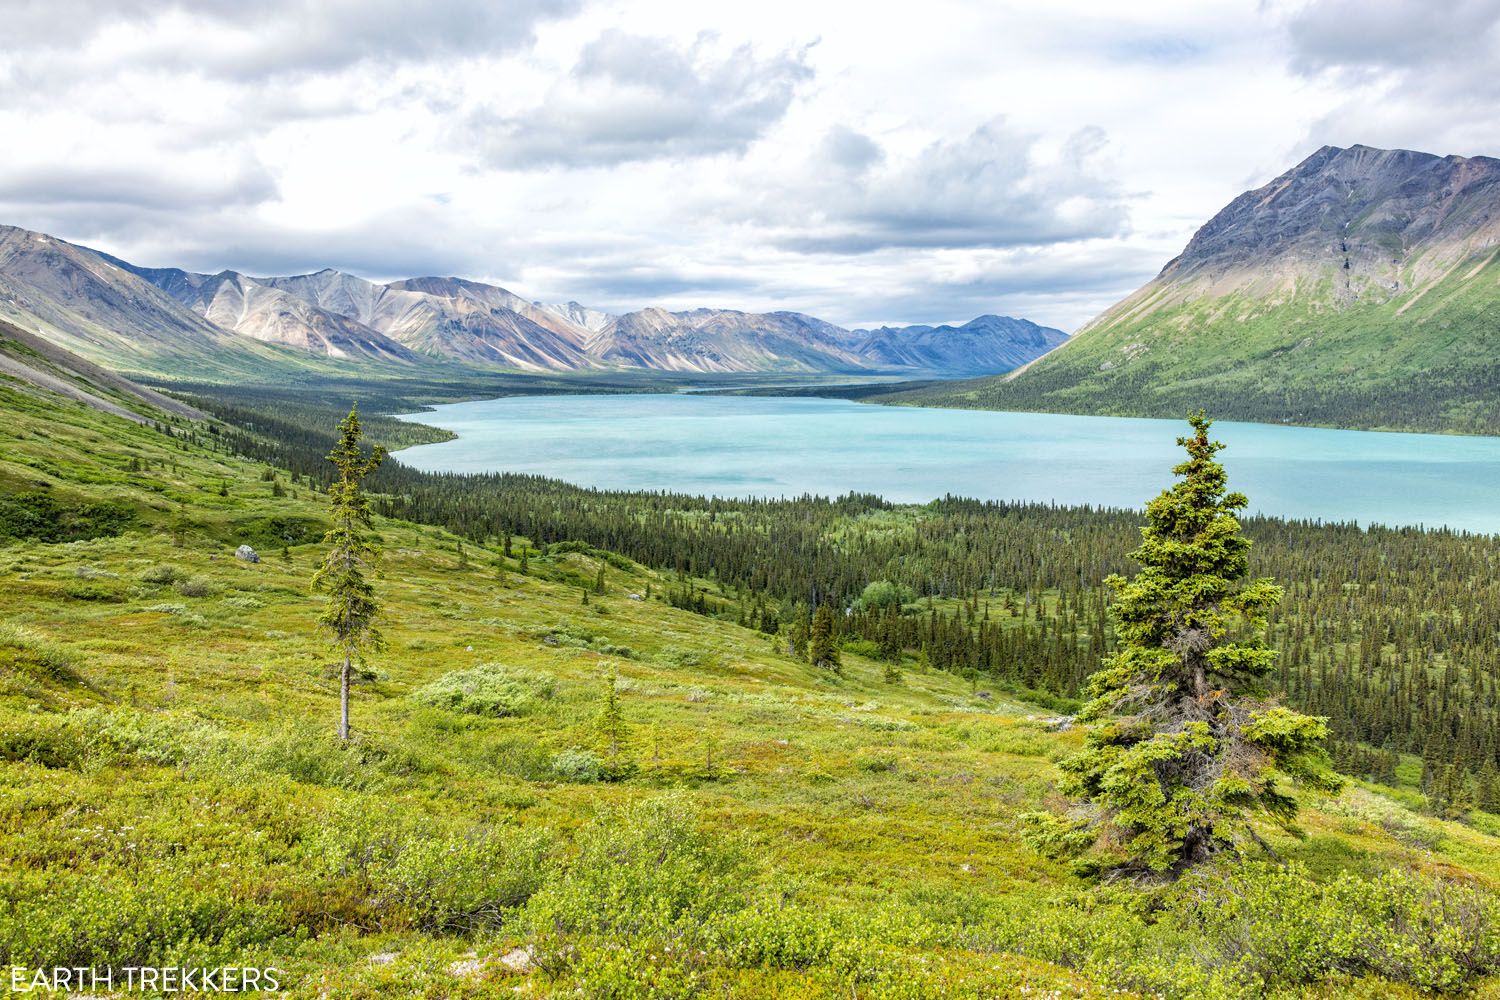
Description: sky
2,0,1497,331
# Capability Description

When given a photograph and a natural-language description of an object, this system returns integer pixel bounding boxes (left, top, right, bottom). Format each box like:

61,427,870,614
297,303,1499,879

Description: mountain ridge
886,143,1500,434
0,225,1064,380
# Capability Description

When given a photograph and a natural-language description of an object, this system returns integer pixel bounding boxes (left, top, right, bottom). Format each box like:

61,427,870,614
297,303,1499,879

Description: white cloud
0,0,1496,330
467,31,813,167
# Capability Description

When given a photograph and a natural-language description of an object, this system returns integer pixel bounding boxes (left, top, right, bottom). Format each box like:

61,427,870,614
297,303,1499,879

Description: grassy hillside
886,244,1500,433
6,384,1500,997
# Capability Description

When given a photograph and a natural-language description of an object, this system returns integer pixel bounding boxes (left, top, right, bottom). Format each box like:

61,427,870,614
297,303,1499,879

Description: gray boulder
235,544,260,563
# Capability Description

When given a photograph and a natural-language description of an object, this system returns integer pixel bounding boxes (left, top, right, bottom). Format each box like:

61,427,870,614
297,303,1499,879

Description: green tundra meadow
5,378,1500,999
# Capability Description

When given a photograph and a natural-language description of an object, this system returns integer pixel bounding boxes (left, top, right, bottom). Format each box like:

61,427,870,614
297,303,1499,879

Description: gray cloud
0,159,277,212
6,0,581,80
0,193,505,284
820,127,884,173
747,119,1129,254
469,31,814,168
1283,0,1500,154
1286,0,1500,74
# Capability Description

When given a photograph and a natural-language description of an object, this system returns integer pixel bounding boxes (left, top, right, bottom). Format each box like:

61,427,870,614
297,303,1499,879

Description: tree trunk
339,654,351,741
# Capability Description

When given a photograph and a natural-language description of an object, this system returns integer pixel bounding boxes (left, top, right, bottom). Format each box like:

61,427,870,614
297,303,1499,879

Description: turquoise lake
394,394,1500,533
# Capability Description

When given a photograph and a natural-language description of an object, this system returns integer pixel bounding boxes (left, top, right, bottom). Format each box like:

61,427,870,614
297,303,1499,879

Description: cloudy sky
2,0,1496,330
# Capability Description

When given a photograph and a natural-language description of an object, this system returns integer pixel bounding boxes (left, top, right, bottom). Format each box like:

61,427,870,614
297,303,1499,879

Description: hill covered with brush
5,341,1500,996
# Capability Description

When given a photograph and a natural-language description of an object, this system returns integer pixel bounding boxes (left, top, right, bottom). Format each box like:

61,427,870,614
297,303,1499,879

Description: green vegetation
7,376,1500,996
312,405,386,741
881,248,1500,434
1027,415,1340,875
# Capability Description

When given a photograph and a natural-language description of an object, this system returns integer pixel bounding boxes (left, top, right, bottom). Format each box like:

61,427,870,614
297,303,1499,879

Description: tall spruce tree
1026,413,1340,876
809,603,841,673
311,405,386,742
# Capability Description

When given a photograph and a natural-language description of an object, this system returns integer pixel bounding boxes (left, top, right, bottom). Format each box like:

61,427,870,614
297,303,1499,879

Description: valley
15,1,1500,996
6,355,1500,998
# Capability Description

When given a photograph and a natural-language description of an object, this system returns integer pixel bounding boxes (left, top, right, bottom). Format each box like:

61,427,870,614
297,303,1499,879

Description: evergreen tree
809,603,841,674
1025,414,1341,876
786,614,810,661
311,405,386,742
1478,758,1500,813
170,503,188,548
1429,764,1473,819
596,663,633,779
700,732,721,780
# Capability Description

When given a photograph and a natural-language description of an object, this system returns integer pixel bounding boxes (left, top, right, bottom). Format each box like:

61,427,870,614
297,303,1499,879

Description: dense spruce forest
177,383,1499,815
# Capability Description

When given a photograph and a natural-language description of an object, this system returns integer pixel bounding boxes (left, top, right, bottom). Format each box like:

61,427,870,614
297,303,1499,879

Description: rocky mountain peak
1164,143,1500,282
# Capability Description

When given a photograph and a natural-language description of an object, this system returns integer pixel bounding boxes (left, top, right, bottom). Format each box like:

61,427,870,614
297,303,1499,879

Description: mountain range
849,316,1068,375
0,225,1065,382
892,144,1500,433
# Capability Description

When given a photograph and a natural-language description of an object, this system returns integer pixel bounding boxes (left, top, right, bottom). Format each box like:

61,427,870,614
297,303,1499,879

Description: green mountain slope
0,317,204,424
890,145,1500,433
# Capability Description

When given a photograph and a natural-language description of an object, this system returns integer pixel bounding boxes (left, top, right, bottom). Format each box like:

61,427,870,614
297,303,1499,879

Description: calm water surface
394,394,1500,533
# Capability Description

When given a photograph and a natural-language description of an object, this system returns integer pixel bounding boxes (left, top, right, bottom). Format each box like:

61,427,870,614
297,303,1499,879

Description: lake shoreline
393,393,1500,534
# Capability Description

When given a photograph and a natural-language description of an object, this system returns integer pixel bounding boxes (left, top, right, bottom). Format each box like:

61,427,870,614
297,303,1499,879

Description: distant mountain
587,307,870,373
890,144,1500,433
0,224,1063,380
0,226,328,381
245,270,592,370
537,299,615,333
376,276,594,369
111,264,421,364
849,316,1068,376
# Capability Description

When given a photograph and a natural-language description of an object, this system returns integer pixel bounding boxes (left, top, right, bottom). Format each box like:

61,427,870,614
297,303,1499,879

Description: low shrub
523,796,751,939
1155,862,1500,996
853,748,899,773
308,813,552,933
656,645,702,668
541,621,637,659
173,575,218,598
62,580,127,602
0,491,134,544
0,863,291,968
411,664,557,717
234,515,327,550
0,718,88,769
714,902,847,970
979,727,1051,757
139,563,185,585
551,747,602,783
0,624,78,682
